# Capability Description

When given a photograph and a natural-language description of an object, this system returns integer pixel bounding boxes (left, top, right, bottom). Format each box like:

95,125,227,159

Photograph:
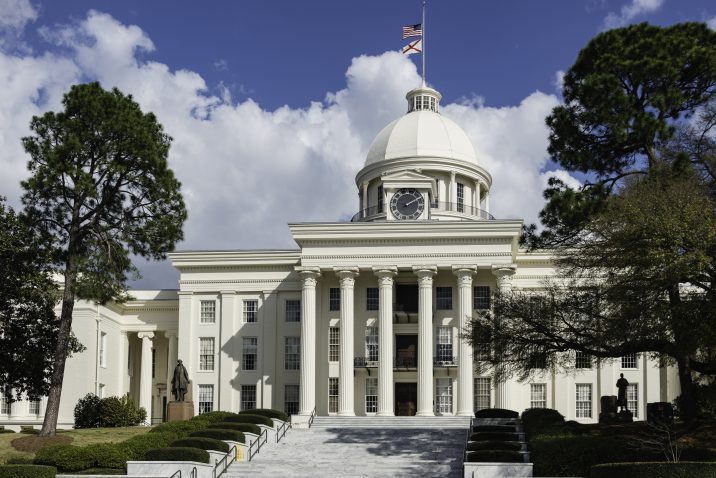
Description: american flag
402,23,422,39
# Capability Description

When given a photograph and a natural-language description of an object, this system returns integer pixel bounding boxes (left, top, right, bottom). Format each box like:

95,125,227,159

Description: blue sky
1,0,715,288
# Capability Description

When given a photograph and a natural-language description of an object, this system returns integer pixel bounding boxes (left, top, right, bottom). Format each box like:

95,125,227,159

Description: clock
390,188,425,220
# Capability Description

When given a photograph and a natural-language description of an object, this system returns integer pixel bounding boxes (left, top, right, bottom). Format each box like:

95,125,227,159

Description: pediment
381,169,436,193
381,169,434,182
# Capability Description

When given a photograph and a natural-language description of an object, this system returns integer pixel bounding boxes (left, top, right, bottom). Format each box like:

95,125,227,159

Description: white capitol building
1,85,679,429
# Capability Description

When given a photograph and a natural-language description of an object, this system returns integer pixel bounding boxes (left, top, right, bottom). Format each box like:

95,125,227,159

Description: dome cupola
406,85,441,113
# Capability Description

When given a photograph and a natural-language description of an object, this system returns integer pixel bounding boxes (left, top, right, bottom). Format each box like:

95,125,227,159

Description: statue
171,359,189,402
616,373,629,412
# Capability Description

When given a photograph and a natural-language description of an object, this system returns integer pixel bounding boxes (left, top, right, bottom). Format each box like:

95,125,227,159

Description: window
328,378,339,413
241,385,256,411
474,342,491,361
473,286,491,310
285,384,299,415
0,395,8,415
366,287,379,311
575,351,592,369
457,182,465,212
627,383,639,417
436,327,453,362
377,185,384,213
29,399,41,415
530,383,547,409
243,300,258,323
436,287,452,310
329,288,340,311
242,337,257,371
528,348,547,369
200,300,216,323
286,299,301,322
365,327,379,362
329,327,340,362
474,377,491,411
621,354,638,369
365,378,378,413
99,332,107,368
152,348,156,378
198,385,214,414
285,337,300,370
199,338,215,371
576,384,592,418
436,378,453,414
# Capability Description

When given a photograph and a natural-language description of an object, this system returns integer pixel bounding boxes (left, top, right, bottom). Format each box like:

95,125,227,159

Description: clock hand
405,198,419,206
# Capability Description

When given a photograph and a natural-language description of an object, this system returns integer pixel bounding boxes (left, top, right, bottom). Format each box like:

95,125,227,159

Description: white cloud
603,0,665,29
0,11,573,287
0,0,37,33
553,70,565,96
707,15,716,31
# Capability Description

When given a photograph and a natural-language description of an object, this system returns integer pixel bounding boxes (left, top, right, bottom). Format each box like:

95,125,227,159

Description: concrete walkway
224,426,468,477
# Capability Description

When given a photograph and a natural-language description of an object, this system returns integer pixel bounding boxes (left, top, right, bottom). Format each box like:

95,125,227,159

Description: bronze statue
616,373,629,412
171,359,189,402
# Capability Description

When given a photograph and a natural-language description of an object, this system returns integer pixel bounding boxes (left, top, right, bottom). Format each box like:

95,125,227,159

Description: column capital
164,330,178,339
177,290,193,297
297,267,321,287
373,266,397,285
220,290,236,296
335,267,359,288
137,331,155,340
492,264,517,292
452,265,477,276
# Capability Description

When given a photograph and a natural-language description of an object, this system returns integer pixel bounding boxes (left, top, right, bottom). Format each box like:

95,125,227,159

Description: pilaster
137,332,154,424
219,291,236,411
491,265,516,408
298,267,320,416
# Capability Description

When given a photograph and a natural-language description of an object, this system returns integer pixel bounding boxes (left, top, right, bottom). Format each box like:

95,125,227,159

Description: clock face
390,188,425,220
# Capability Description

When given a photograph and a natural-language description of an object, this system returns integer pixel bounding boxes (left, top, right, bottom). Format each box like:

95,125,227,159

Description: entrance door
395,383,417,416
395,334,418,368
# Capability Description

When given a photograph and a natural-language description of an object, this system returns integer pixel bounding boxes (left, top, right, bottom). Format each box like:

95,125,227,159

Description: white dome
364,109,478,166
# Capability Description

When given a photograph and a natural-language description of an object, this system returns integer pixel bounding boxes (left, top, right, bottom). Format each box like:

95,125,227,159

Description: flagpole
422,0,426,86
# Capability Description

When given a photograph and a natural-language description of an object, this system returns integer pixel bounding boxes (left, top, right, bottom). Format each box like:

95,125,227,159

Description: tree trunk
675,355,698,424
39,257,78,437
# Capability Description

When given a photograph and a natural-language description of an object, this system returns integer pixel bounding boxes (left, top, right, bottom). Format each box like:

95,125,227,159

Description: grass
0,427,152,464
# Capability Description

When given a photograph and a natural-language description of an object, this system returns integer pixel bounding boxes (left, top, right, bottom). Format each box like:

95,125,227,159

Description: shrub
521,408,565,439
82,443,130,470
193,411,237,423
238,408,289,422
0,428,15,433
74,393,102,428
0,465,56,478
472,425,515,433
19,426,38,435
474,408,519,419
145,447,210,464
119,432,179,460
590,462,716,478
209,422,261,435
98,396,146,427
224,414,274,427
171,437,230,453
466,441,522,452
469,432,520,442
189,428,245,442
465,450,523,463
33,445,93,472
150,420,206,436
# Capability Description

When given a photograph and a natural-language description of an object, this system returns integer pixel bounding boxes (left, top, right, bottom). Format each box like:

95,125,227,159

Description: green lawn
0,427,151,464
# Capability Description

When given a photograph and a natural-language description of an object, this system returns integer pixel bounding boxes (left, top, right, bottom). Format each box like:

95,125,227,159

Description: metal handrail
276,418,291,443
170,470,181,478
190,467,197,478
248,427,268,461
308,407,316,428
213,444,236,478
350,201,495,222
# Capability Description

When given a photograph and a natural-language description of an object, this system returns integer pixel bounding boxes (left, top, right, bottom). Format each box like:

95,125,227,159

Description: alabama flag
402,38,422,55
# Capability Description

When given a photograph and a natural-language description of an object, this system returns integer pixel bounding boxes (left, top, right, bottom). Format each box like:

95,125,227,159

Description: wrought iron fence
350,201,494,222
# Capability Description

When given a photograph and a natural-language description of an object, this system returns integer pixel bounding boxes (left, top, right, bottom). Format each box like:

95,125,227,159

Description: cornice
298,236,511,247
301,252,512,261
169,250,301,268
355,157,493,187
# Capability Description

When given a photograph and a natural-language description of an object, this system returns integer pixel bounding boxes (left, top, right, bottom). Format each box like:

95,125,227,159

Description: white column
138,332,154,424
336,268,359,416
362,181,369,215
177,291,194,406
454,266,476,416
374,267,397,416
414,266,437,416
491,265,516,409
118,331,129,396
298,268,320,415
164,331,178,401
450,171,457,211
485,188,490,215
475,181,481,211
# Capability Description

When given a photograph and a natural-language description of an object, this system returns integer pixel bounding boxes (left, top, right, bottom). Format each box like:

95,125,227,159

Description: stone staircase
223,416,470,477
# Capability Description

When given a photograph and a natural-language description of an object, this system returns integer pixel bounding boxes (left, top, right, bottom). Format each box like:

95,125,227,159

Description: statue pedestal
167,401,194,422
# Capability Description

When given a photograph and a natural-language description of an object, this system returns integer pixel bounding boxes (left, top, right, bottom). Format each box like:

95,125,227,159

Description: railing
276,418,291,443
248,427,268,461
354,357,379,368
394,356,417,369
434,357,457,367
190,467,197,478
308,406,316,428
349,201,495,222
355,356,457,368
213,444,237,478
170,470,181,478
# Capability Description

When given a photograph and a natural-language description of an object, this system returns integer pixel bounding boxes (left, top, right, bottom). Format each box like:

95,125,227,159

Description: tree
21,82,187,435
0,198,83,406
479,23,716,423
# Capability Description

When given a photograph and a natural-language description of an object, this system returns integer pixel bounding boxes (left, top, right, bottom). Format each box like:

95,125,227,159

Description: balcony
434,357,457,367
353,356,456,369
350,201,495,222
354,357,379,368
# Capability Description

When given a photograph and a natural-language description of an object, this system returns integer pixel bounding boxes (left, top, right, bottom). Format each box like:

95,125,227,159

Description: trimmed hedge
170,437,230,453
591,462,716,478
145,447,210,464
469,432,520,442
465,450,524,463
224,414,274,427
209,422,261,435
474,408,519,419
0,465,56,477
119,431,181,460
0,428,15,433
73,393,146,428
33,443,130,472
466,441,522,452
238,408,289,422
150,420,206,435
472,425,515,433
520,408,565,439
189,428,245,442
193,411,238,423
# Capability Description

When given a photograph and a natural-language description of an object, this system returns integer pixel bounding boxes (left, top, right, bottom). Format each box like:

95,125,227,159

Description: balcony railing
353,356,456,368
354,357,379,368
350,201,494,222
434,357,457,367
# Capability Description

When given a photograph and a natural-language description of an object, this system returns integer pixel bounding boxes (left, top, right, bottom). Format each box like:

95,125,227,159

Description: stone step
311,416,471,428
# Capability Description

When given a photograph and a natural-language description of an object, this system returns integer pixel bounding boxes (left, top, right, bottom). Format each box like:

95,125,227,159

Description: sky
0,0,715,289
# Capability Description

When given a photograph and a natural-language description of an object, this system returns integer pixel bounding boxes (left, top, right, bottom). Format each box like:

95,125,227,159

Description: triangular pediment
381,169,434,182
